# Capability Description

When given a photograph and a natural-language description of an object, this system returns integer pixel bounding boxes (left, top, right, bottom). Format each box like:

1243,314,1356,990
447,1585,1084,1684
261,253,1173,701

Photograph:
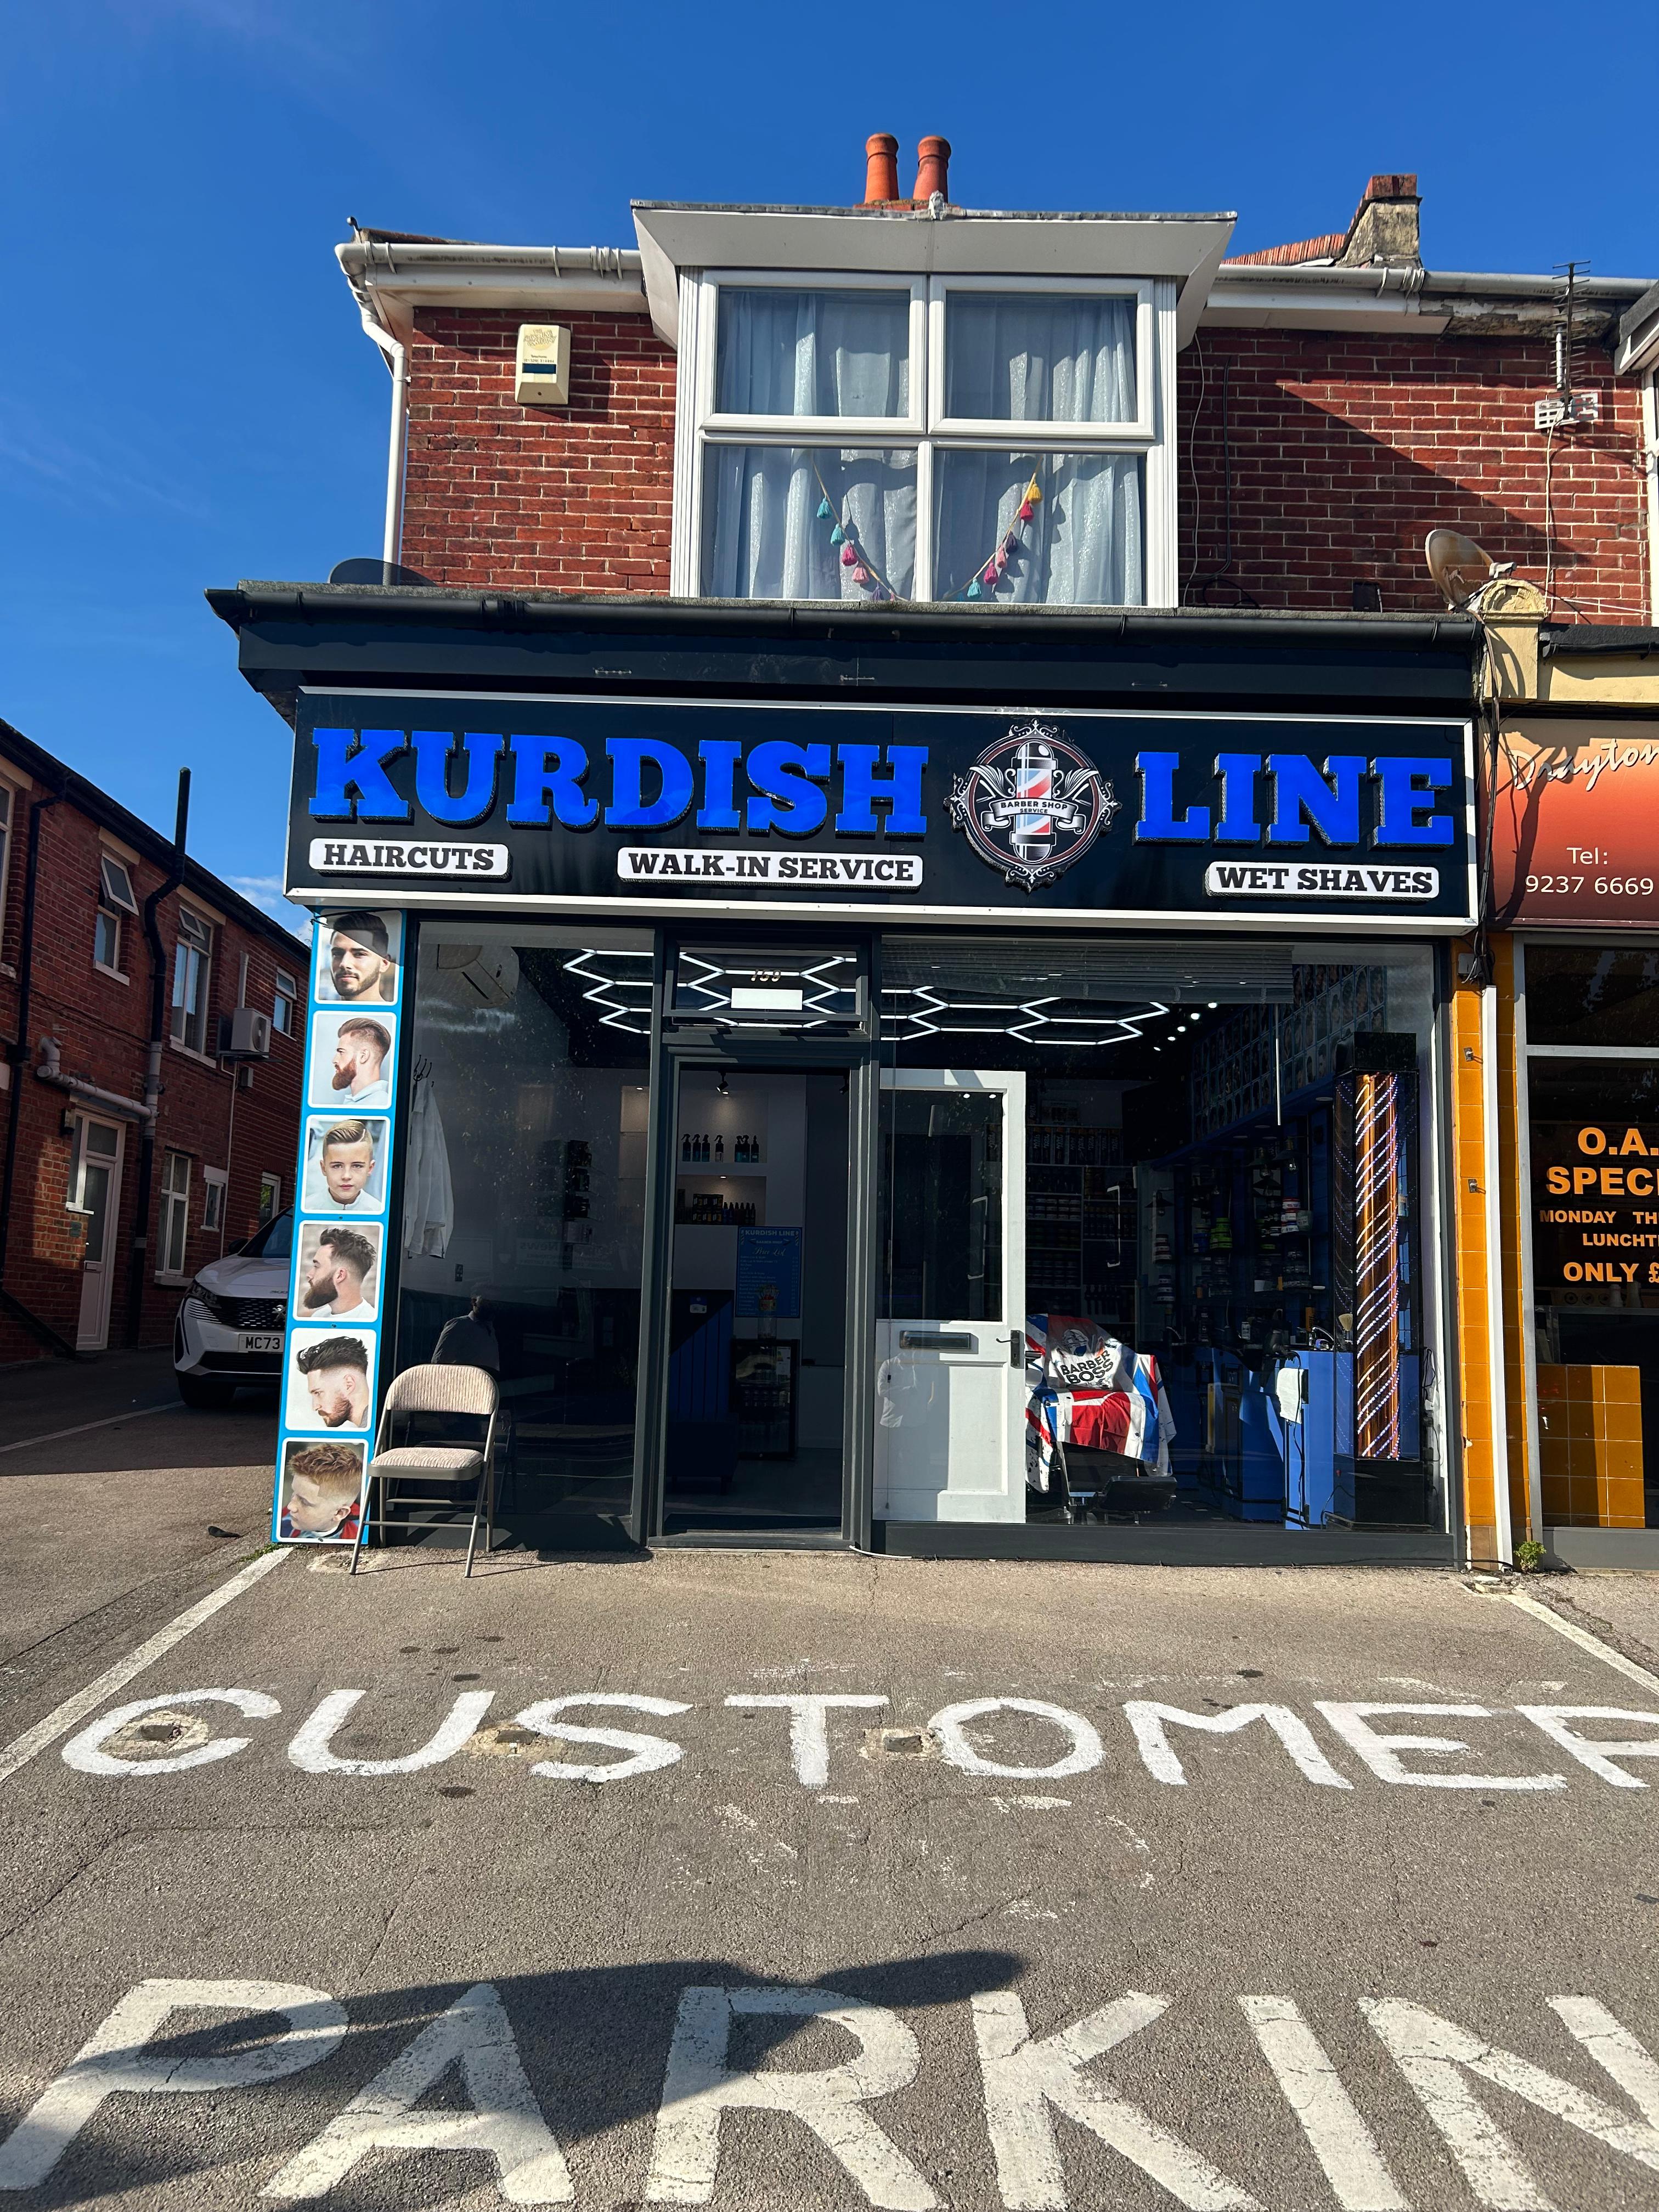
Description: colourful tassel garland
966,580,982,599
830,525,845,546
851,563,870,585
841,545,857,567
816,498,833,519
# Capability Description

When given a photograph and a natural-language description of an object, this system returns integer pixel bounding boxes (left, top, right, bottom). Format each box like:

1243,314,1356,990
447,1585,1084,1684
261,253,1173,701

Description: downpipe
123,768,189,1348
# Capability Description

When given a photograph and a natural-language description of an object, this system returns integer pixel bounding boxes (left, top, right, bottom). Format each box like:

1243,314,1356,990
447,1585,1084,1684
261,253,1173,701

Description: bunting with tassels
962,472,1042,600
813,471,898,602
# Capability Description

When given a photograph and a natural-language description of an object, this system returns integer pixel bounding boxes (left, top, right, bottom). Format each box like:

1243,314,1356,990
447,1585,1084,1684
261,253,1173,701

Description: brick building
212,143,1659,1568
339,170,1654,618
0,717,307,1364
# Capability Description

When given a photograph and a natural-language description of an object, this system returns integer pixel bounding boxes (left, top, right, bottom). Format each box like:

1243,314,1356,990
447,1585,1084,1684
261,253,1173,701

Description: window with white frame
94,854,138,976
273,967,298,1036
0,783,13,951
201,1165,227,1234
171,907,214,1053
160,1149,191,1276
257,1171,281,1224
686,273,1167,607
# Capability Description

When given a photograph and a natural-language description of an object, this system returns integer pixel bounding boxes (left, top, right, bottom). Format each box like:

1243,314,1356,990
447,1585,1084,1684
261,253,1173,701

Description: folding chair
352,1363,499,1577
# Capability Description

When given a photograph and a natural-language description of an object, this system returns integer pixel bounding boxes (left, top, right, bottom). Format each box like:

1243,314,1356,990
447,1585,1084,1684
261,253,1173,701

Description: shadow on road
4,1951,1026,2208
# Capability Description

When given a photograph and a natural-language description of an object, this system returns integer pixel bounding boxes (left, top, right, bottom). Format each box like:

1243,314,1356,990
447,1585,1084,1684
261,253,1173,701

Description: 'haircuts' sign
287,692,1475,927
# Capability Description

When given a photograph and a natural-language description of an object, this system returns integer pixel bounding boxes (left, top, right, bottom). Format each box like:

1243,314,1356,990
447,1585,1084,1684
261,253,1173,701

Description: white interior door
875,1069,1025,1523
72,1116,125,1351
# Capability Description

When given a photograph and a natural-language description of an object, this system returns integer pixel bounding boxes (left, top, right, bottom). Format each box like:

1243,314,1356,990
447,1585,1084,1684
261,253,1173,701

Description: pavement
3,1378,1659,2208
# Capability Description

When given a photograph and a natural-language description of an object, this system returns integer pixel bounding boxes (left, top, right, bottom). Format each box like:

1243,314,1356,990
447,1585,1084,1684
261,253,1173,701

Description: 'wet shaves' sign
1205,862,1441,899
287,692,1475,924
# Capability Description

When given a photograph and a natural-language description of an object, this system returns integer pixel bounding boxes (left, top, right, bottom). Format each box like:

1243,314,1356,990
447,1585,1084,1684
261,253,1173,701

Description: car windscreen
236,1210,292,1260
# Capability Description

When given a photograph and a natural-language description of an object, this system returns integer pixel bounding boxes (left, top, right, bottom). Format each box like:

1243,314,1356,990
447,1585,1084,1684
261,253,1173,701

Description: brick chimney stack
912,136,951,204
1339,173,1421,268
864,133,899,206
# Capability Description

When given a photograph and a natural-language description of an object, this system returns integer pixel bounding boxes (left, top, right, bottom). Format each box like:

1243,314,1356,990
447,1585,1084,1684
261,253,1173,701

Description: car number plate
238,1332,283,1355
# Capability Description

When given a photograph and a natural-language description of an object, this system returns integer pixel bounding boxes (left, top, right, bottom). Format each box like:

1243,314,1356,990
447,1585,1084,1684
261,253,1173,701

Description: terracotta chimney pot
864,133,900,205
913,136,951,204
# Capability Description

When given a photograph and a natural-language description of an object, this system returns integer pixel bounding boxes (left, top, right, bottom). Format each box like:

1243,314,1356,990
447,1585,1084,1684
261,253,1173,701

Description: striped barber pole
1012,739,1057,864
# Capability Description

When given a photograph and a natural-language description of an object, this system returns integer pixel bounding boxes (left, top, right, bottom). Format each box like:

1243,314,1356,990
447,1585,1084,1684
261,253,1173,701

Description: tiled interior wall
1537,1363,1645,1528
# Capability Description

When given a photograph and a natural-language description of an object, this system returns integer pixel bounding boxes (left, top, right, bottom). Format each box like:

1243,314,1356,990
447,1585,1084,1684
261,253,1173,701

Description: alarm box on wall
515,324,571,407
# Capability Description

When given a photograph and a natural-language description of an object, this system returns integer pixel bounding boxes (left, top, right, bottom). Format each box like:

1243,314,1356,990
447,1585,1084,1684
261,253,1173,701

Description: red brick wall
0,781,305,1364
1178,329,1649,618
395,308,1651,619
400,308,676,592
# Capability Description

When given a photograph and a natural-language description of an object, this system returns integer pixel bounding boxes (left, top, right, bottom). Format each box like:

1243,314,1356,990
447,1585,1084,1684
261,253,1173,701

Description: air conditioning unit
218,1007,272,1062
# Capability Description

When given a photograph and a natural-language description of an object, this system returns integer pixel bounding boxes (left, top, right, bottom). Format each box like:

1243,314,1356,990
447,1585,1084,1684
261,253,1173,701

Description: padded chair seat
368,1446,486,1481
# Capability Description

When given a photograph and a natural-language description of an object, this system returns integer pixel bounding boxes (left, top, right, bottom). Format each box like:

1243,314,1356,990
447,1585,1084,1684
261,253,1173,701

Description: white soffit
336,242,648,347
633,204,1238,350
1204,270,1452,336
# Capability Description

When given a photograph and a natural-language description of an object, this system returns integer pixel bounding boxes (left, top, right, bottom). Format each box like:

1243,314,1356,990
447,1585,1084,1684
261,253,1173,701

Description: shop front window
876,936,1445,1537
1525,943,1659,1537
397,923,651,1536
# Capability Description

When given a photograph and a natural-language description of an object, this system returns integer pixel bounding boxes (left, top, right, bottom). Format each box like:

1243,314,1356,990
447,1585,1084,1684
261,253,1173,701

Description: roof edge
0,716,308,953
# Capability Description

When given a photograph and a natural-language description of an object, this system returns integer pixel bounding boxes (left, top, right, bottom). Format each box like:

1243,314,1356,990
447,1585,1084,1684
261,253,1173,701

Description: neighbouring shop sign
1494,719,1659,928
1531,1119,1659,1300
287,692,1474,923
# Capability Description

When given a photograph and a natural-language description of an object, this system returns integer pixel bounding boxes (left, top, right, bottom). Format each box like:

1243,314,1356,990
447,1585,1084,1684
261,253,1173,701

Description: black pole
125,768,190,1347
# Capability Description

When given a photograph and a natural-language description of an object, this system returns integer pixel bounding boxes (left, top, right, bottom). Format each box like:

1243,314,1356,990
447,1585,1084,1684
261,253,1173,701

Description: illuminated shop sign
1494,721,1659,928
287,693,1474,922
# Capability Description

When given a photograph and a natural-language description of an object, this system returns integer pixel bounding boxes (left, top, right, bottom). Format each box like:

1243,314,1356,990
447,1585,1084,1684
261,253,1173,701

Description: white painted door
874,1069,1025,1523
72,1116,125,1351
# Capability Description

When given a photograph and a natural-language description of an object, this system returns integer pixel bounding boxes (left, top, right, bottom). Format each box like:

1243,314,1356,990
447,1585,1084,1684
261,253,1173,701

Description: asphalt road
2,1391,1659,2208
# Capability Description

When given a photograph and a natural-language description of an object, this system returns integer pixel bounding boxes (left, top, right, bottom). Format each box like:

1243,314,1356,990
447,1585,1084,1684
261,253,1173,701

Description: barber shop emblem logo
948,722,1118,890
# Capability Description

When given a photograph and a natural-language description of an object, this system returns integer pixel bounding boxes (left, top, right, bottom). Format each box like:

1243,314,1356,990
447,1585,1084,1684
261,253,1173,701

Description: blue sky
2,1,1654,933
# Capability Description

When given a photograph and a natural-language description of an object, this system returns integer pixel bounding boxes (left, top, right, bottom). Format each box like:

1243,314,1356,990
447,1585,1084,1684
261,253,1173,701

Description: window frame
93,906,125,977
171,905,215,1056
0,776,20,964
159,1148,192,1279
679,268,1177,608
273,967,299,1036
201,1164,227,1234
699,273,928,442
257,1171,281,1224
926,273,1156,444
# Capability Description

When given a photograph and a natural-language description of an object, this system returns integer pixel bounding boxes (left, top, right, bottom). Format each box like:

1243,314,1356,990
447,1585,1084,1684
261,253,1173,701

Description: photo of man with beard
309,1013,393,1110
297,1224,379,1323
289,1332,374,1431
318,910,399,1005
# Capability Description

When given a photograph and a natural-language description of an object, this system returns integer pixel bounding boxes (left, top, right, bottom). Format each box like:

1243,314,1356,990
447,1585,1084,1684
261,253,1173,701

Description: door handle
1010,1329,1024,1369
900,1330,974,1351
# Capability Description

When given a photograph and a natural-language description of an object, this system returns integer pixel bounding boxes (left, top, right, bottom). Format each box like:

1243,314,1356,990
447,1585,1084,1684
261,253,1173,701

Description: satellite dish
328,557,431,586
1425,529,1514,608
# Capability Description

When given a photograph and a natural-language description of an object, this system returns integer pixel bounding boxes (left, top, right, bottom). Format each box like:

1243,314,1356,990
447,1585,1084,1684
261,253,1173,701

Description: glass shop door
659,1063,852,1537
874,1069,1027,1524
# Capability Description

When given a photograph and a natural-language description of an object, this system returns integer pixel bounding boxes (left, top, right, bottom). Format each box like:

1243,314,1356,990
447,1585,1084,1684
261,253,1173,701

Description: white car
173,1209,290,1407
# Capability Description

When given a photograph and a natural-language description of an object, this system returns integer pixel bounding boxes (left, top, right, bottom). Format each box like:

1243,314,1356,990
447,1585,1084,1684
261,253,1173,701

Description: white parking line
0,1402,170,1458
1502,1588,1659,1698
0,1547,291,1785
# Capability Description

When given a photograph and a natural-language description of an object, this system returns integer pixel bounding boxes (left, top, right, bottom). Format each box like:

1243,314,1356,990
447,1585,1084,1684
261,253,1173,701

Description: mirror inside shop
397,924,653,1538
881,938,1446,1533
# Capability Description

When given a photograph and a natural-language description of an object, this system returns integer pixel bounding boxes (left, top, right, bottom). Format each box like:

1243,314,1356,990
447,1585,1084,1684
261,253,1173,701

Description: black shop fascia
215,587,1480,1564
